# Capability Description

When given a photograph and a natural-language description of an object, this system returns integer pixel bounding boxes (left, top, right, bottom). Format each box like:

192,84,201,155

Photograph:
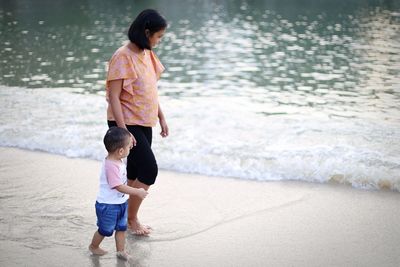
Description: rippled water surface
1,0,400,190
1,1,400,108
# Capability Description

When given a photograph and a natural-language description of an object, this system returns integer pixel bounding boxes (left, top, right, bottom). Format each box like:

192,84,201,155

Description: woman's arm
158,103,169,137
108,79,126,128
108,79,137,145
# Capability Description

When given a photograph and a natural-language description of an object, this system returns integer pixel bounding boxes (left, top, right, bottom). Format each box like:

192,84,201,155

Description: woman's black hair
128,9,167,50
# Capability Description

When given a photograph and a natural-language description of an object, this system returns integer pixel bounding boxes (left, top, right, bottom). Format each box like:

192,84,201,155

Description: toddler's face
121,137,133,158
148,28,165,48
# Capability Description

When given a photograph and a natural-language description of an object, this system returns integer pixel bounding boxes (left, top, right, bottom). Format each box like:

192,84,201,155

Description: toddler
89,127,148,260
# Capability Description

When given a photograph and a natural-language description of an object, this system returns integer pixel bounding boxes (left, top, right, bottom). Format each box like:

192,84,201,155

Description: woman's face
148,28,165,48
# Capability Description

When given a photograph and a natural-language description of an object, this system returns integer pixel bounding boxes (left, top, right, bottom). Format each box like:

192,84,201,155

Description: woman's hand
130,132,137,146
159,118,169,138
158,103,169,138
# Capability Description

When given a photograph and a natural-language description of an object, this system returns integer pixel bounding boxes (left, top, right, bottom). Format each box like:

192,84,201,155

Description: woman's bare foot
89,244,108,255
128,220,152,236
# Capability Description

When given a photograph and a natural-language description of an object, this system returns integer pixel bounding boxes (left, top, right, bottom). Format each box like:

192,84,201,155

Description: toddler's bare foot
129,220,152,236
116,250,130,261
89,244,108,256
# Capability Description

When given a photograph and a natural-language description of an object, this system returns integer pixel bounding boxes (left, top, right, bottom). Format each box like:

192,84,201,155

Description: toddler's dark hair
103,127,131,153
128,9,167,50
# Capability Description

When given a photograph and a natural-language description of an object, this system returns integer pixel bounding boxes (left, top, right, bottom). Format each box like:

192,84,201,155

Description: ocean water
1,0,400,191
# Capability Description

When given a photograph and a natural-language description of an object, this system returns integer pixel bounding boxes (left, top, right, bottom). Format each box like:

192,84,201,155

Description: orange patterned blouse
106,44,165,127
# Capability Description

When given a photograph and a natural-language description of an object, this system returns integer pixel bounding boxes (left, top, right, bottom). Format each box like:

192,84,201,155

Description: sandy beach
0,147,399,267
1,1,400,266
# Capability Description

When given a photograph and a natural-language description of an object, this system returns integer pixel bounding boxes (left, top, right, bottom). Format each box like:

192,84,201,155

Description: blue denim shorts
95,201,128,237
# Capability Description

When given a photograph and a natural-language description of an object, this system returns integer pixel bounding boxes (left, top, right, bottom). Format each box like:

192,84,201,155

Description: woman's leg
127,179,151,235
125,126,158,235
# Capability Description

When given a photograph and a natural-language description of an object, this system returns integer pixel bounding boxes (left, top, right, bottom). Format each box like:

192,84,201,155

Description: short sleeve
105,160,123,189
107,53,138,82
150,51,165,80
106,52,138,95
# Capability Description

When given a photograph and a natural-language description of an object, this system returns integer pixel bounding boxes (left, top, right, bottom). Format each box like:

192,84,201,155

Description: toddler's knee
98,228,113,237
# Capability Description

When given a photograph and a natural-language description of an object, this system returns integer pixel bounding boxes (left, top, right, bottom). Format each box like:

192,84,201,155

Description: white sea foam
0,86,399,191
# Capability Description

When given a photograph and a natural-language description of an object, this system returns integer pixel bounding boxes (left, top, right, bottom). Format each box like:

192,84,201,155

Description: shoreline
2,144,398,193
0,147,399,266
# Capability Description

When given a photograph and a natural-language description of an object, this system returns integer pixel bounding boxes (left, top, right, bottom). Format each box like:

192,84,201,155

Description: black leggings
108,121,158,186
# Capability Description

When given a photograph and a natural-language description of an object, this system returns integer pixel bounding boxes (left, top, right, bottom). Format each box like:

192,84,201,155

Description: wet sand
0,147,399,267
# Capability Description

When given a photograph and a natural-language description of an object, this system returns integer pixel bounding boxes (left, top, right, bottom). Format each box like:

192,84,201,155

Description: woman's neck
127,42,146,55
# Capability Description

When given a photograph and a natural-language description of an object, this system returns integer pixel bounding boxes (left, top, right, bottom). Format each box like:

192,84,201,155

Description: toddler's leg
115,231,129,260
89,231,108,255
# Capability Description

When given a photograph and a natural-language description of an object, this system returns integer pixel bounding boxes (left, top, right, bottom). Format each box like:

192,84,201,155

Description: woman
105,9,168,235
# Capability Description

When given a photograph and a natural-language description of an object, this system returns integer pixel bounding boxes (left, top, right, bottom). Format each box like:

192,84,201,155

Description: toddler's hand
135,188,148,199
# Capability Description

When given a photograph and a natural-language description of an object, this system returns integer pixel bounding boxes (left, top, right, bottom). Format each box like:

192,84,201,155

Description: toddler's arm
114,185,148,199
